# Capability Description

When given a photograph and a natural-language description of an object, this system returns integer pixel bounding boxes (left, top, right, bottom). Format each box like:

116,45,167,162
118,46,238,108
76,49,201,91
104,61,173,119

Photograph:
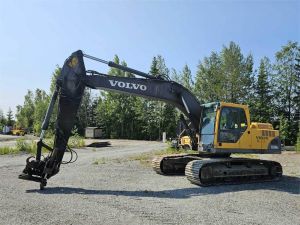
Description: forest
0,41,299,147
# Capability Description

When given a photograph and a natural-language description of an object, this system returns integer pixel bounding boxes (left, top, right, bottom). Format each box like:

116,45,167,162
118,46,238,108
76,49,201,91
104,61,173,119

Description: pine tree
279,116,289,146
50,66,61,93
194,42,254,105
194,51,223,103
6,108,14,126
33,89,49,134
252,57,273,122
96,55,139,139
221,42,254,103
147,56,162,140
76,90,92,135
0,109,6,130
241,54,256,106
171,68,181,83
273,41,299,145
294,57,300,125
181,64,194,91
136,55,178,140
15,90,35,129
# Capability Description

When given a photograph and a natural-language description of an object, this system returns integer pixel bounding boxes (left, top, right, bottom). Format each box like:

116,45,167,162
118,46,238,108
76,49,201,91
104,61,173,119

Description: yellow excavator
153,102,282,185
19,50,282,189
11,125,26,136
172,117,194,150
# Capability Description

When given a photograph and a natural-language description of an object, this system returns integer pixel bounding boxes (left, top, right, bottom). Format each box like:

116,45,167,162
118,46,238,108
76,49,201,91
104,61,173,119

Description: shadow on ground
86,141,111,148
26,175,300,198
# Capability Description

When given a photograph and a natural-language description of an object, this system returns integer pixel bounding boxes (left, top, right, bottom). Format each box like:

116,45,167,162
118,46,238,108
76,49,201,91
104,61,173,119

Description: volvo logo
108,80,147,91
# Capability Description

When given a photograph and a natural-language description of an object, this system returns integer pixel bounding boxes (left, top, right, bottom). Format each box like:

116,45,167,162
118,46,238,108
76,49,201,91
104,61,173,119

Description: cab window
218,107,248,143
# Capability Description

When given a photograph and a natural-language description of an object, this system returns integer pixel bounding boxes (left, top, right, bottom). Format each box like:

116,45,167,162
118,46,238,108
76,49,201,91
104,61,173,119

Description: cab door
216,106,251,150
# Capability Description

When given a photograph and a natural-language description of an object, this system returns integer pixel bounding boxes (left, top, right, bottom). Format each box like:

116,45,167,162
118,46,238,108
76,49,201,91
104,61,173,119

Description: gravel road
0,139,299,225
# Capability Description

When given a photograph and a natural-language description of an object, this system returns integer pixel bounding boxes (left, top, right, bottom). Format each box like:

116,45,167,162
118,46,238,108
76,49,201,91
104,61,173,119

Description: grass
129,146,196,162
93,157,108,165
0,146,20,155
295,142,300,153
0,138,36,155
43,134,85,149
68,135,85,148
92,157,129,165
0,135,85,156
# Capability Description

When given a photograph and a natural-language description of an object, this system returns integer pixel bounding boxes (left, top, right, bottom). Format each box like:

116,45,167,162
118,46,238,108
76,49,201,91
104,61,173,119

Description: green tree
181,64,194,91
294,57,300,127
173,65,194,91
194,51,223,103
295,121,300,151
76,90,92,135
140,56,161,140
194,42,254,105
153,55,177,139
45,66,62,134
15,67,62,135
252,57,273,122
279,116,289,145
241,54,255,106
273,41,299,145
15,90,35,129
162,103,178,138
87,97,100,127
0,109,6,130
220,42,254,103
171,68,181,83
6,108,14,126
134,55,178,140
50,66,61,93
96,55,139,139
33,89,49,134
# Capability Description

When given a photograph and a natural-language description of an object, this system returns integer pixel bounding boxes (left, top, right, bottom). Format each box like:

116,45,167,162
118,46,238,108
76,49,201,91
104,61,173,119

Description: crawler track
152,154,200,175
185,158,283,186
152,153,231,175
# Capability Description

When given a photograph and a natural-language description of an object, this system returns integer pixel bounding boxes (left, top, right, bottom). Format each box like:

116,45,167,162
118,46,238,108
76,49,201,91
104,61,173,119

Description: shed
85,127,102,138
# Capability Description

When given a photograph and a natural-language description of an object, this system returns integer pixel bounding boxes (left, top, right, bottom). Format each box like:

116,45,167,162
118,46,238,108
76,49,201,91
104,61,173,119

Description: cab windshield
200,103,217,146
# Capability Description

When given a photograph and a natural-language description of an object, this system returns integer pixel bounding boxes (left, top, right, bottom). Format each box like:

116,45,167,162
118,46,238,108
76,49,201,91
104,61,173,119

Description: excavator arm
19,50,202,189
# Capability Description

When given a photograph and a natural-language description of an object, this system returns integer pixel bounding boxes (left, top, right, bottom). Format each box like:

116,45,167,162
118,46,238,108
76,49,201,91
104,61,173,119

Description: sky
0,0,299,115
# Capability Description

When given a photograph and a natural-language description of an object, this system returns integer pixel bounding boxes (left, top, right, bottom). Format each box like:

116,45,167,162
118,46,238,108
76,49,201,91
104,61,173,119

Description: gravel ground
0,139,299,225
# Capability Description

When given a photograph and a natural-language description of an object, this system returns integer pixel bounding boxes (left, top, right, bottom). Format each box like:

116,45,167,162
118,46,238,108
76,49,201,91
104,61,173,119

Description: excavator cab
200,102,281,154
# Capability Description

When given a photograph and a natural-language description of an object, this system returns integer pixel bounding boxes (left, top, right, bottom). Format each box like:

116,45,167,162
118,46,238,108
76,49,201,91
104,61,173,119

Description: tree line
1,41,299,146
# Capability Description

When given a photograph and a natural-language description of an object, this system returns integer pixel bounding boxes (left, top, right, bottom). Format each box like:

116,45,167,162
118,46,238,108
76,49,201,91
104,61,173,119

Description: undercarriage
152,154,282,186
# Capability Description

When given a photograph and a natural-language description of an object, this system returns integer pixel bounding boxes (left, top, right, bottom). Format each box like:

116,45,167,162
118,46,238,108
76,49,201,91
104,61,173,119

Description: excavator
19,50,282,189
171,116,196,150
